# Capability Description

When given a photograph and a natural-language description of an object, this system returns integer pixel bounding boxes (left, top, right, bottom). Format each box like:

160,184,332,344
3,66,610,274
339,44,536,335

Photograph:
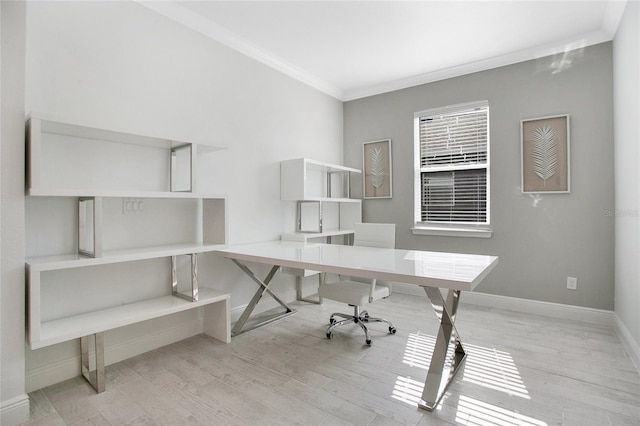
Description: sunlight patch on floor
455,396,548,426
462,342,530,399
391,375,425,405
401,332,530,399
402,331,435,370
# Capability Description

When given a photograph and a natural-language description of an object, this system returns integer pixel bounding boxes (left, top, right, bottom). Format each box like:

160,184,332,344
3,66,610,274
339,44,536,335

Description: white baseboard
392,282,614,325
0,394,30,426
26,319,203,392
613,313,640,372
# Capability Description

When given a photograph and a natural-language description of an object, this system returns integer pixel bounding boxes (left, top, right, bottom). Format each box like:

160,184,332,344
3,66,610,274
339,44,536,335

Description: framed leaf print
363,139,392,199
521,115,570,193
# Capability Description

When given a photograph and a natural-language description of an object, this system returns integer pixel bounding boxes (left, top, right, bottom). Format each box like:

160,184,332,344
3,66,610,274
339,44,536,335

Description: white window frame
412,100,492,238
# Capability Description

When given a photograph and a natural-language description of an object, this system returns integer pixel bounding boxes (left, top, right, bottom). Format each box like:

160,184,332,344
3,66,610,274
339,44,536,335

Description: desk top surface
215,241,498,292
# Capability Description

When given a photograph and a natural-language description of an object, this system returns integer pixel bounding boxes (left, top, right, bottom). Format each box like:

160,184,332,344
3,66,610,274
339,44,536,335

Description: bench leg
203,297,231,343
81,332,105,393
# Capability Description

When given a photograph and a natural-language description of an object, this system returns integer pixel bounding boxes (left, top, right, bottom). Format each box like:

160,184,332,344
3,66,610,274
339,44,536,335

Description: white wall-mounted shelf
25,113,231,392
280,158,362,236
293,199,362,234
26,195,227,259
26,243,225,271
281,158,361,201
281,229,357,243
27,188,227,198
286,196,359,203
27,112,225,195
28,287,229,350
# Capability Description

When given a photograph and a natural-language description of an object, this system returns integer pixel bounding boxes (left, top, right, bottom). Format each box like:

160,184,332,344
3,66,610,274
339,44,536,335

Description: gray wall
344,42,614,310
613,1,640,364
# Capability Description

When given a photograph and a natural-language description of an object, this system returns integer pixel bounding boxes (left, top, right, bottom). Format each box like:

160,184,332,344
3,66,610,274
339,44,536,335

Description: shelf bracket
80,332,105,393
327,169,351,198
78,197,103,258
296,200,323,233
170,143,194,192
171,253,199,302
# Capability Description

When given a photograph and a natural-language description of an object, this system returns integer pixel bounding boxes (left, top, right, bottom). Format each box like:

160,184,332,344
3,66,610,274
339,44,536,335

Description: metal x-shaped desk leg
230,259,296,337
419,286,466,411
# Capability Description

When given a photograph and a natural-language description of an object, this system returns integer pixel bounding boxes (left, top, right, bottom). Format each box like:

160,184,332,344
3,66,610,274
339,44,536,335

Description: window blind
421,170,487,222
420,108,488,167
417,103,489,225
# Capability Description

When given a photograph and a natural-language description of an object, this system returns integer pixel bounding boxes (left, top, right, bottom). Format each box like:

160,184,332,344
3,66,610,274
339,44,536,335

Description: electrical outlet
567,277,577,290
123,198,144,214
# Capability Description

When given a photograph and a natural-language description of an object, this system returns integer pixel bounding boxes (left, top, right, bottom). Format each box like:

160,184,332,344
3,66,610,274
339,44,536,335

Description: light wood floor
21,293,640,426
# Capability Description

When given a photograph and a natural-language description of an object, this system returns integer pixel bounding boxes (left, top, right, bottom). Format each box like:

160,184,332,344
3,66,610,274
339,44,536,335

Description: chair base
326,305,396,345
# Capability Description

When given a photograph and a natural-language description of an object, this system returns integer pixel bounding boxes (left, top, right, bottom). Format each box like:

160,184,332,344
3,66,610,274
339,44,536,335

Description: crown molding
342,29,614,101
137,0,626,103
136,1,345,100
602,0,629,38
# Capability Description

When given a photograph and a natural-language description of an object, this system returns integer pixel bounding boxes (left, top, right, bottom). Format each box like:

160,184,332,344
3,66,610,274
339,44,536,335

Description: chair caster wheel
363,313,370,322
326,332,333,339
365,339,372,346
389,327,397,334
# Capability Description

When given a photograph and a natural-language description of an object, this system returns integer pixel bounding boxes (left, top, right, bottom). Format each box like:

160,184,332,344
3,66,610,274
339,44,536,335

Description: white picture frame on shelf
363,139,392,199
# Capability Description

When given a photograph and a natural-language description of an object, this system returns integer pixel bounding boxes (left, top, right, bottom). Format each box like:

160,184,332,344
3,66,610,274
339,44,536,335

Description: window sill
411,226,493,239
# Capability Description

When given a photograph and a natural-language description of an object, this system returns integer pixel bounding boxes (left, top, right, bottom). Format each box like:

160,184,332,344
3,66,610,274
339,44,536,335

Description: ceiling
139,1,627,101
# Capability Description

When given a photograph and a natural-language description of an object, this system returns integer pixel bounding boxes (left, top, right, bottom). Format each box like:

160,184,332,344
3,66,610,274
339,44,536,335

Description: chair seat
317,223,397,345
318,280,390,306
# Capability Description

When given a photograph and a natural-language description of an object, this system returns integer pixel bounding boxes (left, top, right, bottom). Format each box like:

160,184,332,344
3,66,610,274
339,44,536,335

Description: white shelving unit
26,113,224,195
25,113,231,393
280,229,357,243
280,158,362,299
280,158,362,240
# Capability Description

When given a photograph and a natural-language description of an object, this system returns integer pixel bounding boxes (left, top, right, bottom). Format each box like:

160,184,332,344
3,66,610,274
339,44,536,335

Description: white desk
214,240,498,411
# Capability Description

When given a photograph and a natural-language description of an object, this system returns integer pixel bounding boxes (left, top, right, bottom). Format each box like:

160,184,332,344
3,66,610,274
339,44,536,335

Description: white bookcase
25,113,231,392
280,158,362,300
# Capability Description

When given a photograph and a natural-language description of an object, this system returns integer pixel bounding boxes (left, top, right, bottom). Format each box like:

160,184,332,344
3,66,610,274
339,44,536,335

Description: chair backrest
349,223,396,289
353,223,396,249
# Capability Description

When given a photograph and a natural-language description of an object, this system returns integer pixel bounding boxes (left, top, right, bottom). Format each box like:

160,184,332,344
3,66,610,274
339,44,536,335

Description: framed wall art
363,139,392,199
521,114,570,193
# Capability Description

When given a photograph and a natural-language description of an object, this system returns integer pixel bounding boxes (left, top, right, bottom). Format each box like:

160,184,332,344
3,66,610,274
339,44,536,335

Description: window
413,101,491,237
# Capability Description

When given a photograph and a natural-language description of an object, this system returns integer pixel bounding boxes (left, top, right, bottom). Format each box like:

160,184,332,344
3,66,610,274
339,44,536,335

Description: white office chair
318,222,397,345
